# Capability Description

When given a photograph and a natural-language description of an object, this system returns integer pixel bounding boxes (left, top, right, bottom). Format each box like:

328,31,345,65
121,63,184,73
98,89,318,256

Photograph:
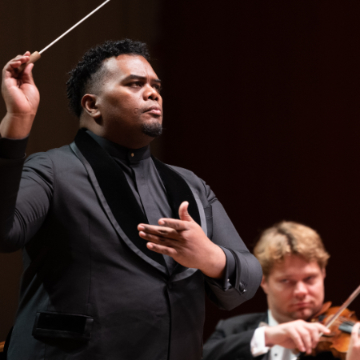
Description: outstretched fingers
138,224,180,238
158,218,188,231
146,242,178,257
139,230,171,245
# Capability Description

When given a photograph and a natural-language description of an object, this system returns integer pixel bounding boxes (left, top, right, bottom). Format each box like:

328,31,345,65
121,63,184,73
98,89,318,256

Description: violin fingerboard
339,321,355,334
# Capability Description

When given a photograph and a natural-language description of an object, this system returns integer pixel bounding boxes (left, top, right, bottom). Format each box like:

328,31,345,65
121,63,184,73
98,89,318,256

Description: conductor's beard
142,122,163,137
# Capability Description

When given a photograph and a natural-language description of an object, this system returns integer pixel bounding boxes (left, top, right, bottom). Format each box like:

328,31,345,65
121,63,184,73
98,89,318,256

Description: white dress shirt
250,310,298,360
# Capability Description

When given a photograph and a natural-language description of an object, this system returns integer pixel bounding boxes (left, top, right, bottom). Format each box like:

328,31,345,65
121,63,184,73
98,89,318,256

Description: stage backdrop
158,1,360,340
1,0,360,344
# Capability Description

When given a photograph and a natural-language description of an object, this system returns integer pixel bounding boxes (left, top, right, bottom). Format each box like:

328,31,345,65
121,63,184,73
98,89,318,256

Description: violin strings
324,285,360,329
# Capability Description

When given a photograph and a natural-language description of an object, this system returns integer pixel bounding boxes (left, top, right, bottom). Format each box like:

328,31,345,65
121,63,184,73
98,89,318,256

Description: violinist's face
261,254,325,324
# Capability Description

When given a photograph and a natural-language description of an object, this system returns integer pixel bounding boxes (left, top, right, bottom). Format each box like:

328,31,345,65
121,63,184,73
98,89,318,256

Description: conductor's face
261,254,325,324
83,54,163,148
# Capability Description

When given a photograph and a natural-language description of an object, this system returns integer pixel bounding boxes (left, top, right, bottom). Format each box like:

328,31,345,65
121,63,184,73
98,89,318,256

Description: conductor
0,39,262,360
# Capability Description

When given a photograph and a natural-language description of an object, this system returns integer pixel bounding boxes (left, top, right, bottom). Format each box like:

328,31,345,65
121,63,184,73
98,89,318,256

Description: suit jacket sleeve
203,318,263,360
201,180,263,310
0,140,54,252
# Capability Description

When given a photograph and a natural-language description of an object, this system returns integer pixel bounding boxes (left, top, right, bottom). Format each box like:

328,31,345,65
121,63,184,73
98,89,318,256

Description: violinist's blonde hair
254,221,330,278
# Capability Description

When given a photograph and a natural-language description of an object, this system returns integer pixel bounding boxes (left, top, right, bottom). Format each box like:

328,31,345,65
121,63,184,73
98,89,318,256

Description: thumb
179,201,193,222
22,63,35,85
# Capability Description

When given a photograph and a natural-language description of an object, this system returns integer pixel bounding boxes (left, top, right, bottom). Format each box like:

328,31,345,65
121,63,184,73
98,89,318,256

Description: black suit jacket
203,312,339,360
0,130,262,360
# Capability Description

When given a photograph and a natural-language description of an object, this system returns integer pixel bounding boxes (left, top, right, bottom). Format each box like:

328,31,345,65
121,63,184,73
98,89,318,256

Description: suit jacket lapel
152,157,201,226
73,129,167,270
73,130,205,280
152,157,203,278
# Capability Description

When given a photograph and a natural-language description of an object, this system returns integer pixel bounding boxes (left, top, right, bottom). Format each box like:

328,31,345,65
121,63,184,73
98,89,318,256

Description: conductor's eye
153,84,162,92
130,82,142,88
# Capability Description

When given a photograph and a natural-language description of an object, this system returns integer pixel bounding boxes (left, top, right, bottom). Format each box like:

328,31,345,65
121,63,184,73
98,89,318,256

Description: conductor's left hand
138,201,226,279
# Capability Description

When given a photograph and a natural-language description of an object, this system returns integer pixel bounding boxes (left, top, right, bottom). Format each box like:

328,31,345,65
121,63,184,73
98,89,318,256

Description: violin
305,302,359,359
296,285,360,360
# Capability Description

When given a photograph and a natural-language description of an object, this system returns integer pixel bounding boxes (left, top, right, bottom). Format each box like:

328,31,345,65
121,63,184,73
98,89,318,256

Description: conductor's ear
81,94,101,122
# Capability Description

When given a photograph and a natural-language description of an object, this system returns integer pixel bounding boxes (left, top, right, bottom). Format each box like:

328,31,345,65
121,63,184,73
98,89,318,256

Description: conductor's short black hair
66,39,150,118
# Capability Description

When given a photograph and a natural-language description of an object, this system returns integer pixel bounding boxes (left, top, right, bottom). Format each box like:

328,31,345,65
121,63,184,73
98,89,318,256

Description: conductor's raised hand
138,201,226,279
1,52,40,138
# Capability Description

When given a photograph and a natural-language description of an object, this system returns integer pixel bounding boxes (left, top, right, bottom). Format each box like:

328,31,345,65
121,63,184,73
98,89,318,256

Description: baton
17,0,111,73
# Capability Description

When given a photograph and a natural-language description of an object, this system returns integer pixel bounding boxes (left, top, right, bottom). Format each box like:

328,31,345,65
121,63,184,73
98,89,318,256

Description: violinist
203,221,360,360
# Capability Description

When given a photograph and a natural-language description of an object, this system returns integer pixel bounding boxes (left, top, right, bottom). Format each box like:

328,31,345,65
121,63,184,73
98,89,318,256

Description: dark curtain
1,0,360,343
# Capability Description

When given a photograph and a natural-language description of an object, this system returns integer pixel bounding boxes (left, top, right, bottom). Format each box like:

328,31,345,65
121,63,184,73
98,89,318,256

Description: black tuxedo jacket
203,312,339,360
0,130,262,360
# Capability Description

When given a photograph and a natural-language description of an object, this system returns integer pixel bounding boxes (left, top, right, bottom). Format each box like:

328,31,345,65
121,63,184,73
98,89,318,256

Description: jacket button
239,282,247,293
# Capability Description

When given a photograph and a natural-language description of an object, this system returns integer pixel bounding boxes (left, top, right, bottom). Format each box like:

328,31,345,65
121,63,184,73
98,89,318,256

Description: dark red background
1,0,360,342
160,1,360,339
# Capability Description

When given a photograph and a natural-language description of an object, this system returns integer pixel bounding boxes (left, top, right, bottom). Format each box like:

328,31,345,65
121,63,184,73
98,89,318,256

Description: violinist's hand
138,201,226,279
264,320,330,355
346,322,360,360
0,52,40,139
